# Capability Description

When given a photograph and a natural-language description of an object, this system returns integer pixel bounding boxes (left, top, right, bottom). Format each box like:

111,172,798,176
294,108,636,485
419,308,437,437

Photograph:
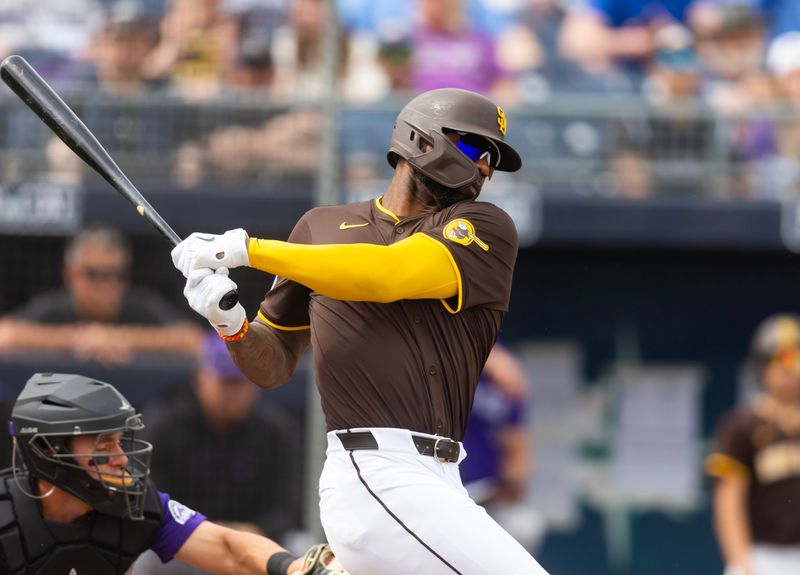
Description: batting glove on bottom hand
184,267,246,336
292,544,349,575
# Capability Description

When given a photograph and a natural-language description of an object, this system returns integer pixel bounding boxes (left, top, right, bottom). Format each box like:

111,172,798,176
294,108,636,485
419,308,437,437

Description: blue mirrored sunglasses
456,137,498,167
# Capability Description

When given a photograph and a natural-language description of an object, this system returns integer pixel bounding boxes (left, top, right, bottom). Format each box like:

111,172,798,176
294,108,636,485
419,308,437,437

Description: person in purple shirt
461,344,546,552
2,373,346,575
409,0,502,94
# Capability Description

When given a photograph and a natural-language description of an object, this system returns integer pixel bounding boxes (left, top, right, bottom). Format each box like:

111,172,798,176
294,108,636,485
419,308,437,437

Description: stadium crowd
2,0,800,198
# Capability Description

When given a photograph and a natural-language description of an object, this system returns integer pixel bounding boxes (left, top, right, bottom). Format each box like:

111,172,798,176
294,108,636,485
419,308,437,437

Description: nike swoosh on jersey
339,222,370,230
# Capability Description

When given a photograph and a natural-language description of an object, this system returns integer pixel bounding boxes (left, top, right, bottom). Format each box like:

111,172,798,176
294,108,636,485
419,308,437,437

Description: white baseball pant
318,427,550,575
751,544,800,575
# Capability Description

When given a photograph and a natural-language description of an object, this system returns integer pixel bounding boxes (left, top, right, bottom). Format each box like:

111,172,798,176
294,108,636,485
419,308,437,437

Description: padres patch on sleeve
443,219,489,251
168,499,197,525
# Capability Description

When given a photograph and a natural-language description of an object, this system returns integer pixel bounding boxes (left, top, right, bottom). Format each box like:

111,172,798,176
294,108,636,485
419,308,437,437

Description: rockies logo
443,219,489,251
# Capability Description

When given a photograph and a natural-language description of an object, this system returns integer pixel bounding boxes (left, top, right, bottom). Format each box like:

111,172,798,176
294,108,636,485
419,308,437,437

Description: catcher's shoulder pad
298,543,350,575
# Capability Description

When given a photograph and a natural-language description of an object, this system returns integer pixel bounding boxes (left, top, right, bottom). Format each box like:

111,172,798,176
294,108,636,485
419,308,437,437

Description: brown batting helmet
387,88,522,189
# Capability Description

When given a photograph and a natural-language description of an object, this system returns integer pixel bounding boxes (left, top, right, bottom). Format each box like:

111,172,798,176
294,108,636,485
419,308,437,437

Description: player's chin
464,179,485,200
442,182,482,207
415,171,481,208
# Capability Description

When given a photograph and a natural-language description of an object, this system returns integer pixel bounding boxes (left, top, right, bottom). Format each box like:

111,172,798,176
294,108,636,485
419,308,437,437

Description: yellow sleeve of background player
247,233,459,303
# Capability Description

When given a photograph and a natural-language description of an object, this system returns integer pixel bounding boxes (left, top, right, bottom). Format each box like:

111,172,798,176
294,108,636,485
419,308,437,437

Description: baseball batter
706,314,800,575
172,88,549,574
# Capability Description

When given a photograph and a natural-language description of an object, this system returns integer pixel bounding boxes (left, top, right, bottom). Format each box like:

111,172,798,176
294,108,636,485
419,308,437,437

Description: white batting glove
183,267,246,336
171,228,250,278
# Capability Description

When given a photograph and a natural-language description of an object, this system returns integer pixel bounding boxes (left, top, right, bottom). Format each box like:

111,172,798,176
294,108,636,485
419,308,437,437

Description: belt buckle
433,437,452,463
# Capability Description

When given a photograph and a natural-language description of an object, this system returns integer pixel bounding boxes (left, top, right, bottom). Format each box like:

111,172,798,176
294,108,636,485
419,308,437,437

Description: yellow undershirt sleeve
248,233,459,303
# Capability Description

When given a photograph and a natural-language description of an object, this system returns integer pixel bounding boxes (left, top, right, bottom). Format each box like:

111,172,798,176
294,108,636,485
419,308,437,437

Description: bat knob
219,290,239,311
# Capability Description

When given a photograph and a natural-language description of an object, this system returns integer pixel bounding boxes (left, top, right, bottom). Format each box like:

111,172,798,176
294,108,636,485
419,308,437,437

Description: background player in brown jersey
706,314,800,575
170,88,549,574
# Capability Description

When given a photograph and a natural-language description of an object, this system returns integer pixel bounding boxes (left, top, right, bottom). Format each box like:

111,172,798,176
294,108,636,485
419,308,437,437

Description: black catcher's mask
10,373,153,520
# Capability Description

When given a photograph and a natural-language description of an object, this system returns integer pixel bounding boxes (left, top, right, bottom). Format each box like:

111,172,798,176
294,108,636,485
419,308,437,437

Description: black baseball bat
0,55,238,311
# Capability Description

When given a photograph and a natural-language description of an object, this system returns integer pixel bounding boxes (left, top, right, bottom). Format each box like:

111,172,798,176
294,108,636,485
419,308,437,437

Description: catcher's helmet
750,314,800,369
387,88,522,188
10,373,153,519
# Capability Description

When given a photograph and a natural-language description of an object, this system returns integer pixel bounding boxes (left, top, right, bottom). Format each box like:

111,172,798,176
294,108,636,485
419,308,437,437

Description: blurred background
2,0,800,573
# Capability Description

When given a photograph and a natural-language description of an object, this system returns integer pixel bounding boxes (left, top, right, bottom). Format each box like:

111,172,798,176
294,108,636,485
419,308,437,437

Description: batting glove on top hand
292,544,350,575
171,228,250,278
184,267,246,336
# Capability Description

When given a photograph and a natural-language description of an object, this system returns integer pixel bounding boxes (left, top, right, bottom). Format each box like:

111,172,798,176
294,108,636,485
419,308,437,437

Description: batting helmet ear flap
404,129,482,189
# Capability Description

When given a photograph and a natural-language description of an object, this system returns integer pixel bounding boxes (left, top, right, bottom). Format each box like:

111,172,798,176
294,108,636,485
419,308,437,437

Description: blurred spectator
460,344,546,553
0,226,203,364
172,105,322,187
269,0,385,103
689,4,772,199
140,332,302,562
222,0,288,43
376,36,413,92
88,0,162,94
142,0,236,99
173,0,360,187
494,0,643,105
766,32,800,98
706,314,800,575
409,0,502,95
0,0,105,85
228,28,275,89
559,0,707,78
216,0,288,92
270,0,341,100
492,0,573,103
611,24,718,198
696,3,766,115
742,31,800,201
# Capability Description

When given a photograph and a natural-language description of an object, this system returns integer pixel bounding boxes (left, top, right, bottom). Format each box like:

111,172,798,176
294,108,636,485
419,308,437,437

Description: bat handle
219,290,239,311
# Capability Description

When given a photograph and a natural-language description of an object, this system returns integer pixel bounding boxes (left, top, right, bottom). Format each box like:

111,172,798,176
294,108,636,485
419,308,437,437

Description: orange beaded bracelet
220,317,249,342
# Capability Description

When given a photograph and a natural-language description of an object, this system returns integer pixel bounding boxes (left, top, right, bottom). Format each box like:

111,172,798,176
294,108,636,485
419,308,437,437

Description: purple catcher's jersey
151,492,207,562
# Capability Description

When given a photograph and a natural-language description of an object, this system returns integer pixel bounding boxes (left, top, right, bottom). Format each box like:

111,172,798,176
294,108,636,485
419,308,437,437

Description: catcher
1,372,347,575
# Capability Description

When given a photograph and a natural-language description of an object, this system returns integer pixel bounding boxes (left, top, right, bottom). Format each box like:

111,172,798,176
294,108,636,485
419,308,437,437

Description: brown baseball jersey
258,197,518,440
706,401,800,544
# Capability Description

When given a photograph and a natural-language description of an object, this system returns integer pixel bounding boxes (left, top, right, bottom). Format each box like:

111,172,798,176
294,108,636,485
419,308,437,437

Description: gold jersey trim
375,196,401,223
419,234,464,314
257,310,310,331
705,452,750,479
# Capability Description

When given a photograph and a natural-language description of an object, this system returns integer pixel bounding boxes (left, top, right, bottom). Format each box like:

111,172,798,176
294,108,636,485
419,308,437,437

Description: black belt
337,431,461,463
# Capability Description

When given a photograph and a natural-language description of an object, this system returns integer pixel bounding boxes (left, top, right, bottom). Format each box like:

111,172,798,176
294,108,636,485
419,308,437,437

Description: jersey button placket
395,226,405,234
428,366,437,376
